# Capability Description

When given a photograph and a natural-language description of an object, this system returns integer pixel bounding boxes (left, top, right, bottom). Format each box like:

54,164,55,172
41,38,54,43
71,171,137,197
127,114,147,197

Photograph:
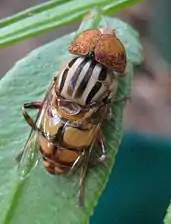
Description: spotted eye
94,34,126,73
69,29,101,56
69,28,127,75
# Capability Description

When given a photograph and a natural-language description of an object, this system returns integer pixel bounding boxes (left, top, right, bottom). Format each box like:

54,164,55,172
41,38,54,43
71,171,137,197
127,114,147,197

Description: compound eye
94,34,126,74
68,29,101,56
69,28,127,75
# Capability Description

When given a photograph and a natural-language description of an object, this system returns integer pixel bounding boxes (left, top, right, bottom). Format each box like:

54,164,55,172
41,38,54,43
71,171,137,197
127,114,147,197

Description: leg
22,102,42,129
16,102,42,163
91,133,107,166
96,134,107,163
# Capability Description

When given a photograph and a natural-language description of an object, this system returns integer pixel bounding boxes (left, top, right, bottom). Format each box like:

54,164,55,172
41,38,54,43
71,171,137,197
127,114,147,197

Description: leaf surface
164,203,171,224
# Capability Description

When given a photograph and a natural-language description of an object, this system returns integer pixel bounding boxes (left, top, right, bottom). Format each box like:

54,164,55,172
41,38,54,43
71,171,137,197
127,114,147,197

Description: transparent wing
16,80,55,180
17,129,40,180
77,105,109,206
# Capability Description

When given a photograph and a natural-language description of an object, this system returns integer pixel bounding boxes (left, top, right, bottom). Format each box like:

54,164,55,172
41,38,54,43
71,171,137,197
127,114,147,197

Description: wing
77,103,109,206
16,129,40,180
16,80,55,180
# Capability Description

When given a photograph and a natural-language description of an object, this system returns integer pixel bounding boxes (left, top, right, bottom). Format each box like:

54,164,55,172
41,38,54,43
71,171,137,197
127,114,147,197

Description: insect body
38,84,109,175
17,28,126,206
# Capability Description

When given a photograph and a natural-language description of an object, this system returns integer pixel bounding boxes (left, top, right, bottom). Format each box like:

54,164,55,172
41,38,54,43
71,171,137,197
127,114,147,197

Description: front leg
22,102,42,129
16,102,42,163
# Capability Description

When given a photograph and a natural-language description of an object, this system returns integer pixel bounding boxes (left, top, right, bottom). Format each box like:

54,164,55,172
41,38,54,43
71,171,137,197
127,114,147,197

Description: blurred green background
91,131,171,223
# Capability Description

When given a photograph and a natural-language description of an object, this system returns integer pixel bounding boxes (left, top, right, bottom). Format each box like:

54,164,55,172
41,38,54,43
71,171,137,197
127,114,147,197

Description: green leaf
0,0,143,47
0,16,142,224
164,203,171,224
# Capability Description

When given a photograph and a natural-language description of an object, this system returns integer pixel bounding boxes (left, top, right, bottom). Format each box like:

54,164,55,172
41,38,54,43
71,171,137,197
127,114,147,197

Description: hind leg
96,134,107,163
90,132,107,166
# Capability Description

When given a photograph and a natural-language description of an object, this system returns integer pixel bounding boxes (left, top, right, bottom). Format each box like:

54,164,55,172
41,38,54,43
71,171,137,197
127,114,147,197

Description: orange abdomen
38,104,98,174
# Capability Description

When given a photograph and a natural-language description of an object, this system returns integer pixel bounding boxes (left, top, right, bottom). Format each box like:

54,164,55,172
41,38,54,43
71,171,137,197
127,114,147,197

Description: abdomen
38,103,98,174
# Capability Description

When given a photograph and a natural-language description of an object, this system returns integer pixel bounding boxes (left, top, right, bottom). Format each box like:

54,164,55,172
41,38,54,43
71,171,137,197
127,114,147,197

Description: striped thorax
56,56,118,106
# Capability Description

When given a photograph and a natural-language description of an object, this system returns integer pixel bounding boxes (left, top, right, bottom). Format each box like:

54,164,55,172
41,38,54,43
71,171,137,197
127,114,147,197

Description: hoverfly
16,28,126,206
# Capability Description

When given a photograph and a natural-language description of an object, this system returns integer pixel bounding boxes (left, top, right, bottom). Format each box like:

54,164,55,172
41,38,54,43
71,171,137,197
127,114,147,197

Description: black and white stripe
56,56,117,106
